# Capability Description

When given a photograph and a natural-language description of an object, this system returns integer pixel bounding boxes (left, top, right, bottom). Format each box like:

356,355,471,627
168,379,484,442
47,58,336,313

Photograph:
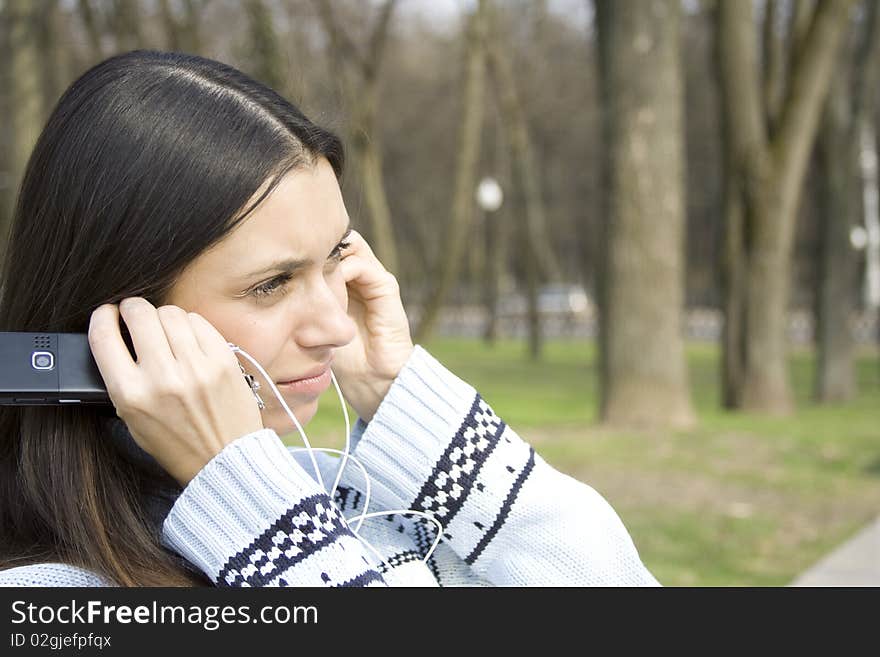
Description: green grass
291,338,880,586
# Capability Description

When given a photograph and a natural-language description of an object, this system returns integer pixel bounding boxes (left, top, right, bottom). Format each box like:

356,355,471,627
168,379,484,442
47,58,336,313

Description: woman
0,51,658,587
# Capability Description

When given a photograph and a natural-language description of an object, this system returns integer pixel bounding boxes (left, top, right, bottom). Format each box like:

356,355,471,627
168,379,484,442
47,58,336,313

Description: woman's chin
263,397,319,435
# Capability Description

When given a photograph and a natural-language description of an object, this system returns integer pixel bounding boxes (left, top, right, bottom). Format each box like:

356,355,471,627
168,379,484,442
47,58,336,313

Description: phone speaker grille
34,335,51,349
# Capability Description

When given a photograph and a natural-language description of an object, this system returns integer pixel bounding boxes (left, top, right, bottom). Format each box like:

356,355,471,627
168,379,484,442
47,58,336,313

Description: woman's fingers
339,249,400,301
344,230,386,272
186,311,240,368
157,304,205,362
118,297,176,371
88,303,139,400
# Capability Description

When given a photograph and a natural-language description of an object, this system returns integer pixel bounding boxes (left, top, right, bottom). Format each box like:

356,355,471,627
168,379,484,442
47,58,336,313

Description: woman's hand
88,298,264,486
333,230,414,421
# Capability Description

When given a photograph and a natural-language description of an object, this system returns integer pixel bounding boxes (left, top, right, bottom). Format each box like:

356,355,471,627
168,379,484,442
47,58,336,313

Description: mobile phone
0,332,110,405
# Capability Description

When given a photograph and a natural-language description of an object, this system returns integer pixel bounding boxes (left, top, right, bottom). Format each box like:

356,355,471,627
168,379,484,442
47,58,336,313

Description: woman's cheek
229,304,289,365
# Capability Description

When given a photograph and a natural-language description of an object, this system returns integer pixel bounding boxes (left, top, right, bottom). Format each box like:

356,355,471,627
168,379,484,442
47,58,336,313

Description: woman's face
164,157,357,434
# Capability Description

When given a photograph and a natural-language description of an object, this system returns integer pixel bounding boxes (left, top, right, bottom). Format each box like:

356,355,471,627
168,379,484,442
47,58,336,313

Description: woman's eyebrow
243,222,352,279
244,257,310,279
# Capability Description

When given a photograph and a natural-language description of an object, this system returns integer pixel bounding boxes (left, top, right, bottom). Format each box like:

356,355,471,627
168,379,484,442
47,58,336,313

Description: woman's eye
329,240,351,262
250,274,291,299
248,242,349,299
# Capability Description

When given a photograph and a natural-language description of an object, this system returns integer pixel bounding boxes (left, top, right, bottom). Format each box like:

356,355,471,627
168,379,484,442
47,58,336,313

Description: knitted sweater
0,346,659,587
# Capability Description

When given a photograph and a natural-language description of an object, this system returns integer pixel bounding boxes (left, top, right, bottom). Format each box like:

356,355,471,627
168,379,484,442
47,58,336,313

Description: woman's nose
293,281,357,350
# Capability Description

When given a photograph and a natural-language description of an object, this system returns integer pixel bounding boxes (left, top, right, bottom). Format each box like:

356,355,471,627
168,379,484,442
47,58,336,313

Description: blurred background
1,0,878,585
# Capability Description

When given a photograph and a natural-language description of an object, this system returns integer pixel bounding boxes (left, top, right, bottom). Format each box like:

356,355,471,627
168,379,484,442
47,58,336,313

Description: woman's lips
275,366,332,397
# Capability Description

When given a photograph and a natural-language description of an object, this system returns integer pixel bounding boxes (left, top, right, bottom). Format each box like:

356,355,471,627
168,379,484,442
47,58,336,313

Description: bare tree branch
717,0,770,199
111,0,145,51
181,0,205,53
76,0,104,62
852,0,880,122
158,0,182,51
363,0,398,81
773,0,855,193
787,0,815,66
762,0,784,132
312,0,364,70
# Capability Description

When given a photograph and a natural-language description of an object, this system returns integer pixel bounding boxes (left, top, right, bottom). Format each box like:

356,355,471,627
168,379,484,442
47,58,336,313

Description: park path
790,516,880,586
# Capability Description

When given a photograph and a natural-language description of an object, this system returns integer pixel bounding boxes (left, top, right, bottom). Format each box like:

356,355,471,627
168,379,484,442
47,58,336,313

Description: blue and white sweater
0,347,659,587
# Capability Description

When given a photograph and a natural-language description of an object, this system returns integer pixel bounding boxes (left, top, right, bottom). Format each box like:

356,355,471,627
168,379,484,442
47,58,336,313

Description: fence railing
406,306,880,345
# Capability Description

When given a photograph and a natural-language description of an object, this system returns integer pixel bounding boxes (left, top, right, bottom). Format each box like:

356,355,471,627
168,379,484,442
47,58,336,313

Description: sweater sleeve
351,346,660,586
0,563,113,587
161,429,387,587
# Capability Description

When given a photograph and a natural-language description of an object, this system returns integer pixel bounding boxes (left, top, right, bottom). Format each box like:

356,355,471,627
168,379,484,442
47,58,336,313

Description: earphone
228,343,444,569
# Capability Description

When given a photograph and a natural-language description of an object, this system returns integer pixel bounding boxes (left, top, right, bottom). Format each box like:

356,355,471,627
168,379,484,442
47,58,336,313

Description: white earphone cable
230,344,444,572
347,510,444,564
328,371,351,501
289,446,371,534
229,345,325,491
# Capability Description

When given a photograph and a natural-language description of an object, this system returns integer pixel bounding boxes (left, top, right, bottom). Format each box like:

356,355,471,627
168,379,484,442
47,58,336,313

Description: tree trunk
159,0,183,51
716,0,854,414
158,0,203,54
2,0,44,262
595,0,612,417
762,0,784,132
788,0,815,67
168,0,204,54
0,5,11,257
596,0,695,428
483,0,562,358
525,224,541,360
862,121,880,332
112,0,144,52
184,0,204,53
245,0,286,93
814,74,857,401
313,0,400,275
350,85,399,276
77,0,105,64
855,2,880,360
35,0,63,116
413,1,487,343
284,0,314,103
482,207,502,344
814,0,880,402
719,164,748,409
483,117,511,345
741,196,794,411
484,4,561,284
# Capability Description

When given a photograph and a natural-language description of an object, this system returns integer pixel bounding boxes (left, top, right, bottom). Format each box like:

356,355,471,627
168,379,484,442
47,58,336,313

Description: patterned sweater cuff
351,345,478,510
162,429,333,584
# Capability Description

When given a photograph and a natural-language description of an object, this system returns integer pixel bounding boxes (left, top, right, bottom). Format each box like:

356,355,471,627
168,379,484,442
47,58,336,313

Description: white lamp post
860,122,879,311
476,176,503,213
